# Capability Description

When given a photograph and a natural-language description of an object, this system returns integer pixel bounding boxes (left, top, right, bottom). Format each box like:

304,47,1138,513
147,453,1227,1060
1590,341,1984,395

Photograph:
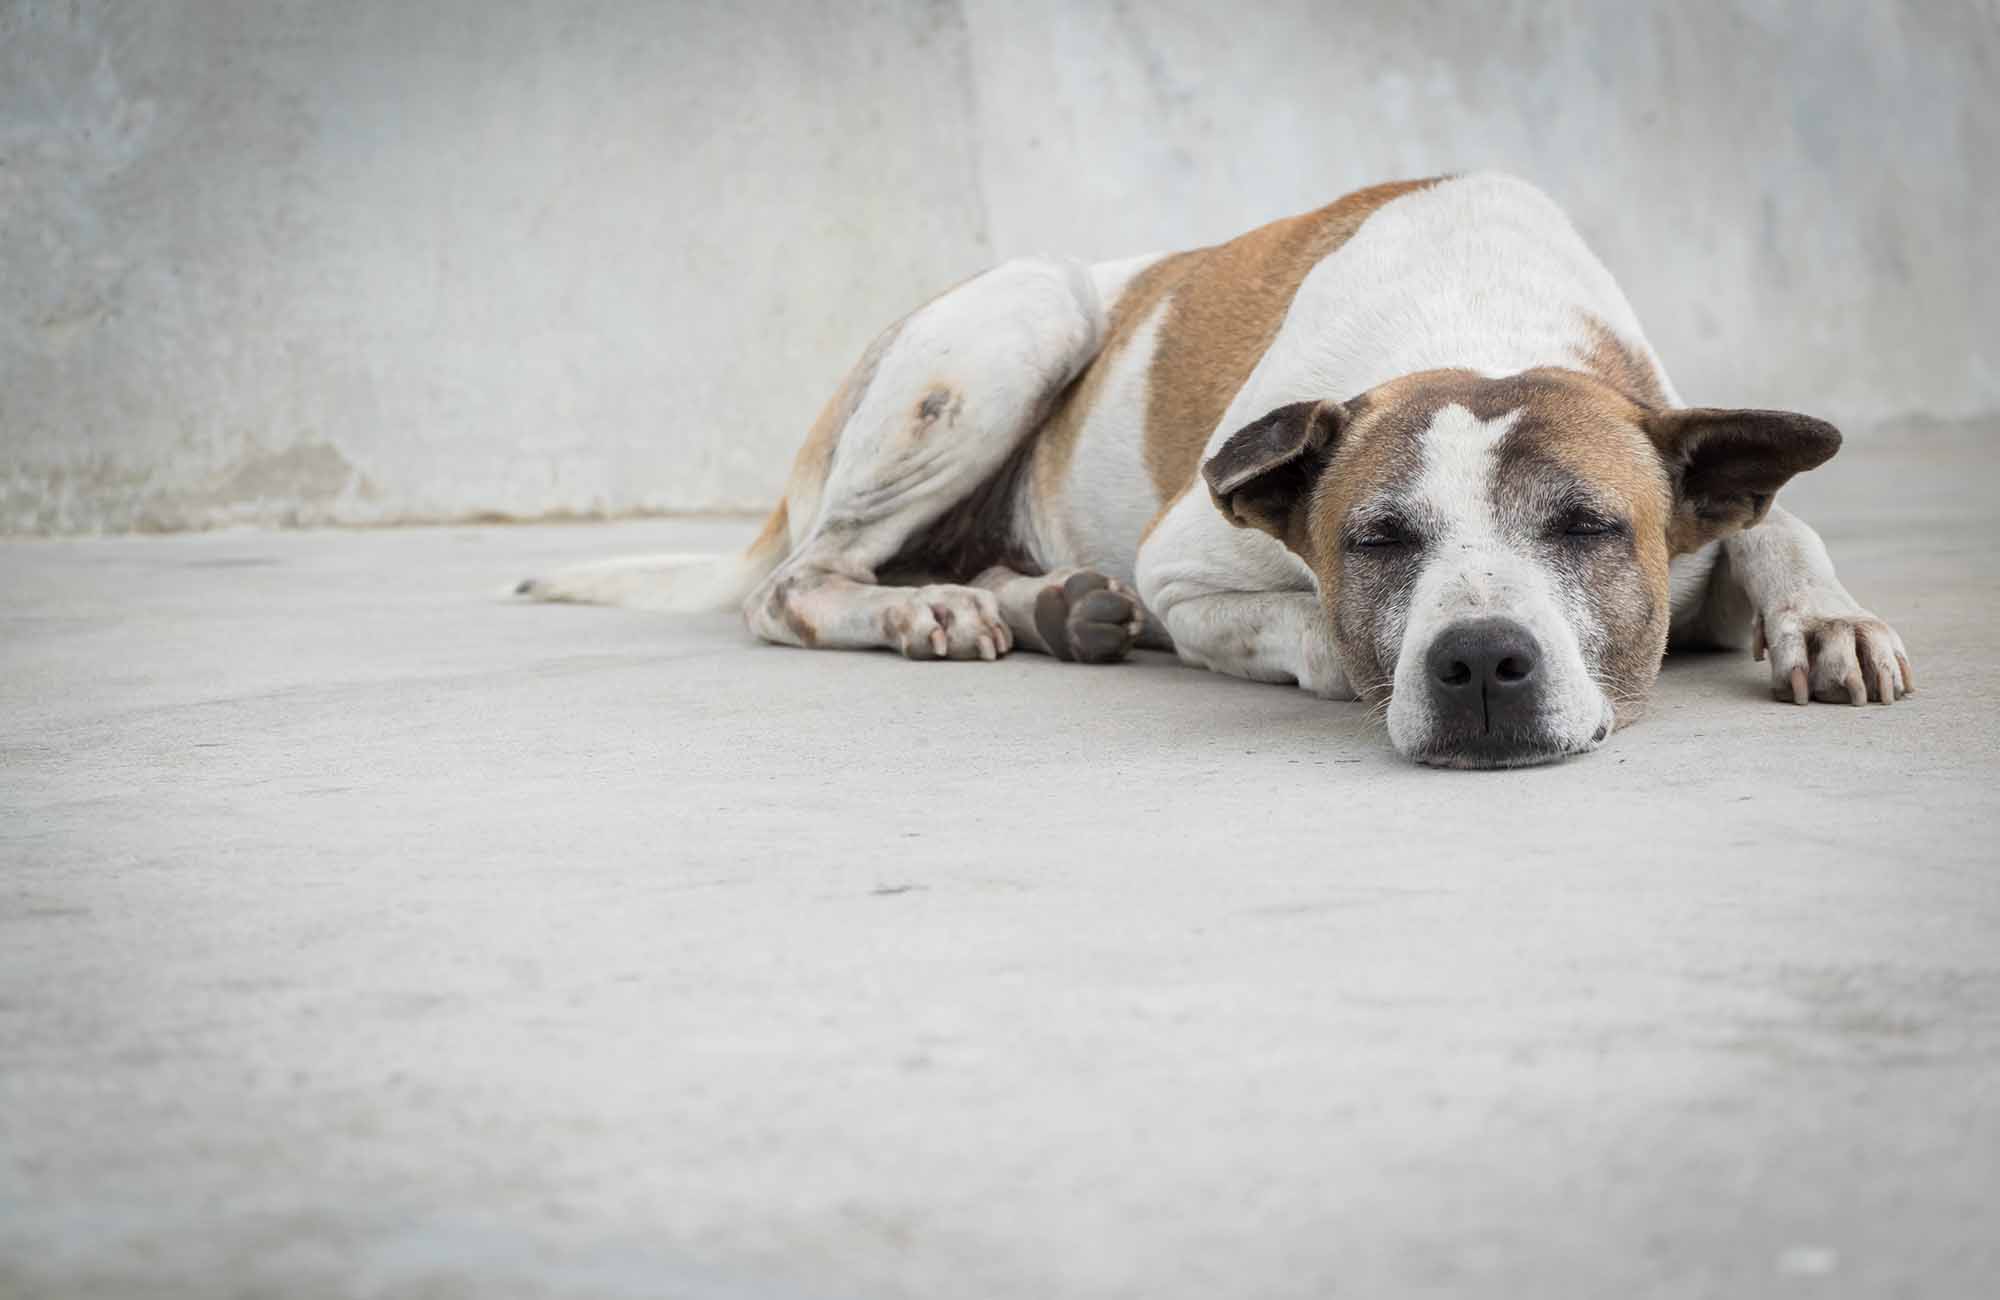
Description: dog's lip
1409,729,1597,769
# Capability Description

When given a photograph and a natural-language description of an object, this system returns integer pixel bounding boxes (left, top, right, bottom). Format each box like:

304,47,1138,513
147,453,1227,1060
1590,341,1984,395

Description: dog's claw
1760,602,1912,708
887,585,1013,661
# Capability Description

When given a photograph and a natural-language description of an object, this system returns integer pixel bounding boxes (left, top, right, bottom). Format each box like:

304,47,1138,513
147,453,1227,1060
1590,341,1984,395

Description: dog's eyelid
1552,502,1627,536
1344,504,1422,548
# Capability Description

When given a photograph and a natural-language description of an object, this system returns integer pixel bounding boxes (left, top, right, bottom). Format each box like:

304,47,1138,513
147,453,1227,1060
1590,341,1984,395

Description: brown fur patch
1299,380,1450,697
1028,251,1205,503
1141,178,1441,500
1485,373,1675,713
1032,178,1440,512
759,569,826,647
912,386,961,437
746,498,791,563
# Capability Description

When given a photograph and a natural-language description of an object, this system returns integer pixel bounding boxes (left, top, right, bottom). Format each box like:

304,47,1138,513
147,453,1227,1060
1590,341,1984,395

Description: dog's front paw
1032,570,1145,664
1754,596,1913,706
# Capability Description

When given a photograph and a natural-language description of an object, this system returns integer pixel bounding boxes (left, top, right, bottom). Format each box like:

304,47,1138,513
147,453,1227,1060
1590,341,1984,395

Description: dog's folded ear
1202,400,1349,549
1644,408,1842,552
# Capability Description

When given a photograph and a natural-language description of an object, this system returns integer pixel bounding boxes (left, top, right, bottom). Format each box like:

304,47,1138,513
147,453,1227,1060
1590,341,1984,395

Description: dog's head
1202,368,1840,767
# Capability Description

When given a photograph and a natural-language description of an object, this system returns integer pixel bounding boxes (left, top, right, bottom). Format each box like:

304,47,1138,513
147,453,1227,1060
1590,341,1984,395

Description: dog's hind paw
886,585,1015,661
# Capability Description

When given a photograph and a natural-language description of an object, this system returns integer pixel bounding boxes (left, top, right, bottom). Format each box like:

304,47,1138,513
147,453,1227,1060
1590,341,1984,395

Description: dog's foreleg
1152,587,1355,697
1674,505,1912,705
1133,487,1356,697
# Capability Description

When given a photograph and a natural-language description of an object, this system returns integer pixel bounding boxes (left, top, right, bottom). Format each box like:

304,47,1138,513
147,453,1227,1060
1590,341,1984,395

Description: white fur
1209,174,1677,454
1026,295,1174,587
1714,505,1908,702
1136,479,1353,697
513,551,774,612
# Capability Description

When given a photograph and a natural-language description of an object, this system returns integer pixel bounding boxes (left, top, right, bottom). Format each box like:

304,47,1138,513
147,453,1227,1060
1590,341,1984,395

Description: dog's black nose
1426,617,1543,733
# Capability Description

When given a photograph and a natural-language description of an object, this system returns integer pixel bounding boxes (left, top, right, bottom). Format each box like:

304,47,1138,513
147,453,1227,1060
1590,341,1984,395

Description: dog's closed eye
1347,515,1423,552
1551,507,1627,540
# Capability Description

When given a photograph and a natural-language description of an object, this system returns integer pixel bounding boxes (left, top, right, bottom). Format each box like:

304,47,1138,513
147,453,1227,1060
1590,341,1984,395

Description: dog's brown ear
1202,400,1348,550
1644,408,1842,552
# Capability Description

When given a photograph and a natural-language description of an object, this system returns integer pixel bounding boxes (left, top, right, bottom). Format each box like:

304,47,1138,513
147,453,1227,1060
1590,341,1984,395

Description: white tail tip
512,552,756,614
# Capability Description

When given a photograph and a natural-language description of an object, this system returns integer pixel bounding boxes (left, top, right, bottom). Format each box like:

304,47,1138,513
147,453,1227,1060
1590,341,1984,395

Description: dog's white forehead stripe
1412,403,1520,534
1385,399,1611,758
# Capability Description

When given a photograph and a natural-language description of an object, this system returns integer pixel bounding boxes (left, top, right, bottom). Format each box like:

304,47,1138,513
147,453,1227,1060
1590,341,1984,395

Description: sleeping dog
520,173,1912,767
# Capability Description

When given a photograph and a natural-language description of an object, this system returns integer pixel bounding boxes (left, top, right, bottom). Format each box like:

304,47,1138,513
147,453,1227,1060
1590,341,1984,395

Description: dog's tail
512,504,791,614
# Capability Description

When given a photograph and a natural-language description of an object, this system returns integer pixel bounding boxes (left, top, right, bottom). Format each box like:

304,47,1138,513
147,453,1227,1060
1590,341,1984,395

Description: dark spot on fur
914,387,956,433
763,573,824,647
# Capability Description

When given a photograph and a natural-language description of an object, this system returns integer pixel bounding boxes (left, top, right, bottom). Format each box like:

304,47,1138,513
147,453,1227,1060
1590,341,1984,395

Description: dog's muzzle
1417,617,1570,766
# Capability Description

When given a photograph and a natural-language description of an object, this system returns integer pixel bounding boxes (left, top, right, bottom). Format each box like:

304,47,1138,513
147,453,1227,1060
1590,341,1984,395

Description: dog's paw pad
1034,570,1143,664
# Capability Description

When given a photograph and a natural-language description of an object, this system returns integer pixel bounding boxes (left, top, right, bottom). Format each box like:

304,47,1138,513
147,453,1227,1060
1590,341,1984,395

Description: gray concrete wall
3,0,1995,534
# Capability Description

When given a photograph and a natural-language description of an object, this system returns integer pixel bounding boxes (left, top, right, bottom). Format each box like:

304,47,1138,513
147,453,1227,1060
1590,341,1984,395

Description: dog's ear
1644,407,1842,552
1202,400,1349,550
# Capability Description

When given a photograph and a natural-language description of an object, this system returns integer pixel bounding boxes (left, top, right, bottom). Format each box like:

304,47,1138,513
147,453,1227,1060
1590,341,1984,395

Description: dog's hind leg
745,258,1107,659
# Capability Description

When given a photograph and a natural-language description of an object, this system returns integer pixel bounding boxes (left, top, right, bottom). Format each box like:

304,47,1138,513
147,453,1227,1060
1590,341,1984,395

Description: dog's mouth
1409,730,1599,769
1362,683,1612,769
1402,714,1614,770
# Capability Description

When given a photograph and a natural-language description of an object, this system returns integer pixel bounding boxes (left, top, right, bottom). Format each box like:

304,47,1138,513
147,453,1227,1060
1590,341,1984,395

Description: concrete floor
3,429,1997,1299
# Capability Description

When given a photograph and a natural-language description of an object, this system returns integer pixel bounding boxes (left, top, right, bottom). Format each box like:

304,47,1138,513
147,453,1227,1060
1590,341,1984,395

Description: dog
519,173,1912,767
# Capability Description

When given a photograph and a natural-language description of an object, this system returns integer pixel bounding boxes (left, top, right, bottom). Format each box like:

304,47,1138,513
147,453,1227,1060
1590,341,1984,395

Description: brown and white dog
520,173,1912,767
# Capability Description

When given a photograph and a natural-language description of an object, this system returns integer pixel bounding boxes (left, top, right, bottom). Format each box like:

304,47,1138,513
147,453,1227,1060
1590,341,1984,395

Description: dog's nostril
1427,618,1544,716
